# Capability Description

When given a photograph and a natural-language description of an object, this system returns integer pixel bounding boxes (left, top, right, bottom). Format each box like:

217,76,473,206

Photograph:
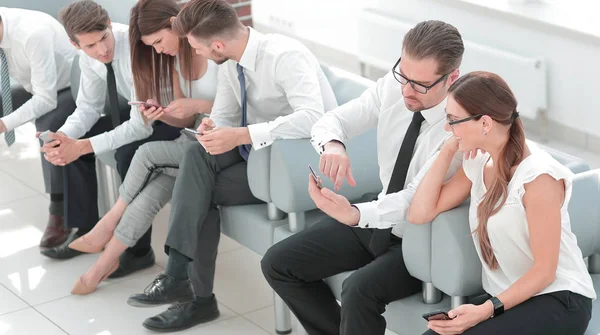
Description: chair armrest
402,222,433,283
247,146,272,203
270,129,382,214
569,169,600,257
431,202,483,297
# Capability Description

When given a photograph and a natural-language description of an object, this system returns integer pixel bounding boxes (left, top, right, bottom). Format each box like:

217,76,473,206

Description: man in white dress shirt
261,21,465,335
126,0,337,332
0,7,77,249
39,1,181,275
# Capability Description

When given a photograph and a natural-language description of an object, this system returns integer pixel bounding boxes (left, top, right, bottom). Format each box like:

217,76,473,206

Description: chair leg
274,293,292,334
589,253,600,274
451,296,468,309
95,157,121,217
422,282,443,304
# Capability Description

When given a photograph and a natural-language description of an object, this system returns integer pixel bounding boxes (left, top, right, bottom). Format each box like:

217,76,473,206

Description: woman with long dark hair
409,71,595,335
70,0,218,294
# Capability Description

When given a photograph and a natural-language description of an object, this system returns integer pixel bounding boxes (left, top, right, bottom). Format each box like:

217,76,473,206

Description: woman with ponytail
68,0,218,295
409,71,595,335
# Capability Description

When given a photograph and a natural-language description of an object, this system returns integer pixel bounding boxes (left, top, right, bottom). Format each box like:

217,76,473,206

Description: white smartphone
308,165,323,188
39,130,54,144
182,128,203,136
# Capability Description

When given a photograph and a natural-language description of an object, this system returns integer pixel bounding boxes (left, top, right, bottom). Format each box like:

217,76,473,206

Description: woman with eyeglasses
408,71,595,335
69,0,218,295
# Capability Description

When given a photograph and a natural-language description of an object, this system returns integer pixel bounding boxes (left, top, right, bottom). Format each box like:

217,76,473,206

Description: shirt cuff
309,134,345,155
353,201,379,228
247,122,273,150
89,132,110,154
1,113,22,132
57,125,82,140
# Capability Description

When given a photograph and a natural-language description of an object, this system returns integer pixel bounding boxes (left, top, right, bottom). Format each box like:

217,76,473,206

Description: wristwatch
489,296,504,318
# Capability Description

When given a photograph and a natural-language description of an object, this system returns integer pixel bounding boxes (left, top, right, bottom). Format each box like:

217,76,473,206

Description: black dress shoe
40,229,83,260
127,273,195,307
108,248,155,279
142,295,220,332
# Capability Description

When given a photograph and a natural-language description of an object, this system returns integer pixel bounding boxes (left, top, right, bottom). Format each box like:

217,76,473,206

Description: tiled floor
0,124,598,335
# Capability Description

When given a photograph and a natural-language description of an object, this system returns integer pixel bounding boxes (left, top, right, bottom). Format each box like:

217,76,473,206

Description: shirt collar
0,8,12,48
420,97,447,125
238,27,262,72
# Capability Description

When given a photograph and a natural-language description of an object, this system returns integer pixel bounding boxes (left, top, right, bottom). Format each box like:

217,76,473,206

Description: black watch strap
489,296,504,318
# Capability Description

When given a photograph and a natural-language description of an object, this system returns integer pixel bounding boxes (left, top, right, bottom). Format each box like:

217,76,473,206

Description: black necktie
369,111,425,256
105,62,121,128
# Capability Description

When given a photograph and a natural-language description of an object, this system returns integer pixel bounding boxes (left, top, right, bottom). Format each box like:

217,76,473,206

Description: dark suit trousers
261,214,422,335
164,142,263,297
5,86,76,195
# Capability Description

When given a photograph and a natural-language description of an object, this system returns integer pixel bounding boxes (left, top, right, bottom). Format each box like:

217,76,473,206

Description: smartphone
39,130,54,144
422,310,453,321
308,165,323,188
182,128,203,136
128,101,166,109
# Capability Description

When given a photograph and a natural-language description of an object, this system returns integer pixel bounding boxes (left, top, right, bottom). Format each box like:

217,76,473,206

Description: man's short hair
402,20,465,75
172,0,241,41
59,0,110,44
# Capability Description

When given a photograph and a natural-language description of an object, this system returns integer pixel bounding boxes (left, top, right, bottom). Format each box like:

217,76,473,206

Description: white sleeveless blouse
462,146,596,300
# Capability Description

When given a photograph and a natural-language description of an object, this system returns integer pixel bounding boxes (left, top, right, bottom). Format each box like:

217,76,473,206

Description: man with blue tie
0,7,77,249
126,0,338,332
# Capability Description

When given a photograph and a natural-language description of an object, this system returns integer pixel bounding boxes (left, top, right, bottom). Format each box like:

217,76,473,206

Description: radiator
357,8,548,119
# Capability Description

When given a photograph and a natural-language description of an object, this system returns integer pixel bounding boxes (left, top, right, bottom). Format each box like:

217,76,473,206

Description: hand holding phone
422,310,454,321
39,130,55,144
309,165,323,189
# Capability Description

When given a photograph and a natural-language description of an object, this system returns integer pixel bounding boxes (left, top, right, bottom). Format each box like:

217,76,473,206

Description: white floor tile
0,308,66,335
37,271,237,335
0,155,45,194
0,195,50,237
218,234,244,254
0,285,28,317
244,305,303,335
183,316,270,335
214,248,273,315
0,237,161,306
0,170,38,205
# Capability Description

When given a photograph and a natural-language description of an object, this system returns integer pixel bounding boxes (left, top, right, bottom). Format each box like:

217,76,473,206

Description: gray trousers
114,136,191,247
165,142,263,297
4,86,76,194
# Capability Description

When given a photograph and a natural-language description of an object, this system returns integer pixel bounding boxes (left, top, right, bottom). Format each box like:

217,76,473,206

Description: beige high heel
68,231,112,254
71,262,119,295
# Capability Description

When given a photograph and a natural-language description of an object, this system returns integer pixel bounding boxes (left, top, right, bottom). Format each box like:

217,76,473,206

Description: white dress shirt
311,72,463,237
58,23,151,154
0,7,76,131
463,149,596,300
209,27,338,150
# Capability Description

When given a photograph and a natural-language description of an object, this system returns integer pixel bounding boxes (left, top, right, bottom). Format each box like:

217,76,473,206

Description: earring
483,131,487,136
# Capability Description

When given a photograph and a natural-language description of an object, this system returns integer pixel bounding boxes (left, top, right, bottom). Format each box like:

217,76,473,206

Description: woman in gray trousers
69,0,218,295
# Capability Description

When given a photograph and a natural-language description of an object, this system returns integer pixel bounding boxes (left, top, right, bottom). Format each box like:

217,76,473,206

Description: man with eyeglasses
262,20,465,335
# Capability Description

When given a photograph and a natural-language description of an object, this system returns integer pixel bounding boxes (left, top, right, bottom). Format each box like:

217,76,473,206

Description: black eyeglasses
392,57,450,94
446,113,483,130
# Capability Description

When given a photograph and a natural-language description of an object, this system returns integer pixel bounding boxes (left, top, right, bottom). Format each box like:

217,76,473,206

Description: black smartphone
308,165,323,188
422,310,453,321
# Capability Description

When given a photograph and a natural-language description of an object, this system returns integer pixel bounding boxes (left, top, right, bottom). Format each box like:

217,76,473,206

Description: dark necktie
0,48,15,146
105,62,121,128
369,111,425,256
236,63,251,160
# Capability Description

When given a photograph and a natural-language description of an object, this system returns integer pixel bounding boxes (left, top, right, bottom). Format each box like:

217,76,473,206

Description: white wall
253,0,600,149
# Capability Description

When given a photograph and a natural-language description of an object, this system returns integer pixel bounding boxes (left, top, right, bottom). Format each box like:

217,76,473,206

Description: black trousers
64,113,181,253
261,216,421,335
423,290,592,335
5,86,76,195
164,143,263,297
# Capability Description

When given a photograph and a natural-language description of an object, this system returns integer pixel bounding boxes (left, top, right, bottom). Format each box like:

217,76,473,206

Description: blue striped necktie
0,48,15,146
236,63,251,160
